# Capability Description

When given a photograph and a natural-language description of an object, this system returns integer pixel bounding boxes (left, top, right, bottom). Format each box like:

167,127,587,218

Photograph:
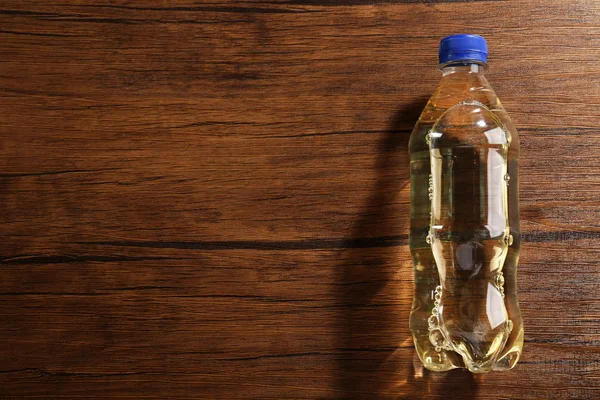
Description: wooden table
1,1,599,398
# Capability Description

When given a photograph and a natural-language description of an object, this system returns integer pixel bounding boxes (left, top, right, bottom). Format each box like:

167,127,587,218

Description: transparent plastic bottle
409,34,523,373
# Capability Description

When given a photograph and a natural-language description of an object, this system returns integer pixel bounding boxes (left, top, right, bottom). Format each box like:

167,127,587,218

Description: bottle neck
440,62,486,76
422,62,494,116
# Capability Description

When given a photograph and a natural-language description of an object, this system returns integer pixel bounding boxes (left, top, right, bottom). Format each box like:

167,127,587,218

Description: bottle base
413,330,523,373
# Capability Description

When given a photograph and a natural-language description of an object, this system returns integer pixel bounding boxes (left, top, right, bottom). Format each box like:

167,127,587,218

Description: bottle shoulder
409,73,519,155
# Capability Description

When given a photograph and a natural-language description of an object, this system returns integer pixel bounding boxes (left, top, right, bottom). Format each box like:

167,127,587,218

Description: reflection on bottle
427,102,512,373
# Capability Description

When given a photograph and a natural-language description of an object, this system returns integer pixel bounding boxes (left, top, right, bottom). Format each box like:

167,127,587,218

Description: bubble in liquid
428,315,439,329
504,174,511,185
504,233,514,246
426,234,432,245
429,329,445,348
428,175,434,200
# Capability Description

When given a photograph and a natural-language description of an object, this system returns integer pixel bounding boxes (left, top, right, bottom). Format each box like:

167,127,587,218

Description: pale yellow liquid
408,64,523,373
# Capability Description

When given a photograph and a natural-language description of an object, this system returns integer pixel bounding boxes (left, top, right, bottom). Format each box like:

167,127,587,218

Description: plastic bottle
408,34,523,373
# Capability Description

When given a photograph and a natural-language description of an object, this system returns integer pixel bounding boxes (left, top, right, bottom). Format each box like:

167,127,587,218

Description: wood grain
1,0,599,398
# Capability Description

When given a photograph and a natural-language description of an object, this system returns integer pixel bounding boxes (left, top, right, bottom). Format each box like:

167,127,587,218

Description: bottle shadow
335,97,480,398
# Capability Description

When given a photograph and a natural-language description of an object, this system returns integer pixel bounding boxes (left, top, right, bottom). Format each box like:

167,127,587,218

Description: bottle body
409,63,523,373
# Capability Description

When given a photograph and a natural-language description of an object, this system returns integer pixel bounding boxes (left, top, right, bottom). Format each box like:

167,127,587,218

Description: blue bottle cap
439,34,488,65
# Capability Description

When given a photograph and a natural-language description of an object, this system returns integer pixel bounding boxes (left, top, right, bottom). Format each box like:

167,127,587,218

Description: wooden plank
1,0,599,398
0,242,599,398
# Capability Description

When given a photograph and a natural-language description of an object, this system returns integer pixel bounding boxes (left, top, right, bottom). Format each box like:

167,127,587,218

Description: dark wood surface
1,1,599,398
